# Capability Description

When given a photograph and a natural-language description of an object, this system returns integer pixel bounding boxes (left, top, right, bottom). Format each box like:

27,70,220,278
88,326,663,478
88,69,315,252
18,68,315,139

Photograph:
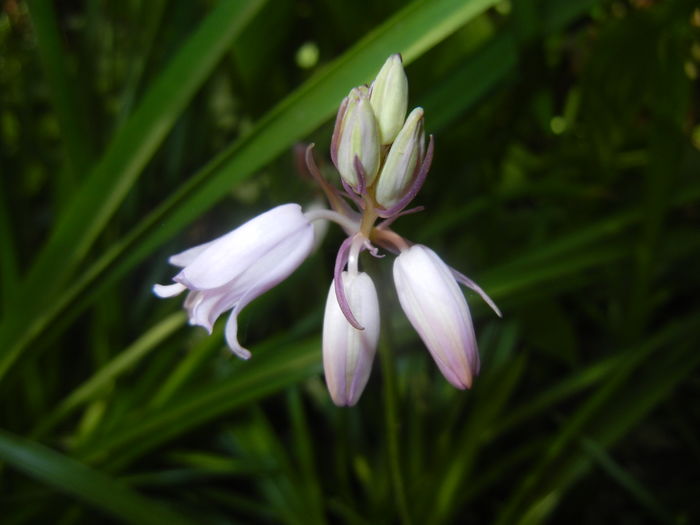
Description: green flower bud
370,54,408,145
332,86,380,189
375,107,425,208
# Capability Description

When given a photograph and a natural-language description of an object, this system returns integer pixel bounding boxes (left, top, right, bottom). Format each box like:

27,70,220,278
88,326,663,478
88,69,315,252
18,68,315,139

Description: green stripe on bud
370,54,408,145
375,107,425,208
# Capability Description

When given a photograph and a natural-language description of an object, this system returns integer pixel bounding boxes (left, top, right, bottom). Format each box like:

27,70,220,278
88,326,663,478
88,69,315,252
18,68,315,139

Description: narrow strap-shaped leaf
0,0,266,379
18,0,267,314
0,428,196,525
26,0,95,178
32,312,186,438
0,177,19,312
580,438,677,524
493,315,700,525
76,336,321,468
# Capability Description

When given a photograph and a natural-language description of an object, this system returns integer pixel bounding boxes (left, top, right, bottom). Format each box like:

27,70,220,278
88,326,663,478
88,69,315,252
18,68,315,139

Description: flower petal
168,239,217,267
218,222,316,357
225,309,251,360
177,204,312,290
153,283,186,298
323,272,380,406
393,245,478,389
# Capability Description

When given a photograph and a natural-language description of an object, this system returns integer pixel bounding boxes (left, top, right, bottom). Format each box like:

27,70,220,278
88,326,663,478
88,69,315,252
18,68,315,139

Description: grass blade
33,312,186,437
0,428,196,525
26,0,95,177
76,336,321,468
0,0,267,379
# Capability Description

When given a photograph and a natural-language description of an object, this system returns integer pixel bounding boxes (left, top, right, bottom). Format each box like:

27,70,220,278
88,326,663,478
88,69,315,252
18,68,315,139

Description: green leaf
0,428,196,525
0,0,267,380
76,336,321,468
580,438,677,524
26,0,95,178
494,314,700,524
33,312,186,438
29,0,266,297
0,179,18,311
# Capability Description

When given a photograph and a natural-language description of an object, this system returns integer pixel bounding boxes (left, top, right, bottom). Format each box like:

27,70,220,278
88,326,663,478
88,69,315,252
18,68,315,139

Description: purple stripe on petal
330,96,349,168
353,155,367,196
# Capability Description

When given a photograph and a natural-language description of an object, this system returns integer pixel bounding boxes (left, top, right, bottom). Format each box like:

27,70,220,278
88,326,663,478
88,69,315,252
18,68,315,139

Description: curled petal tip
153,283,186,298
233,348,252,360
225,311,252,360
336,277,365,330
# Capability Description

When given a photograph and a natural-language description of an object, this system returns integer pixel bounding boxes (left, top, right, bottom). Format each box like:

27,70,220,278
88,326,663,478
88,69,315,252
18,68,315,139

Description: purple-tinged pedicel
333,235,364,330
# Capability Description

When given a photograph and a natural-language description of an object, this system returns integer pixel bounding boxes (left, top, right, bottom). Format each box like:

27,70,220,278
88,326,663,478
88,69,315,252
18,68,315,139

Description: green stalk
379,334,412,525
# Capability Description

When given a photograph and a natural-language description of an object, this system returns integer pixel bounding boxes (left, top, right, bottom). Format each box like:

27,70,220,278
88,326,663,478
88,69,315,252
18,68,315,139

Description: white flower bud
370,54,408,145
332,86,380,190
374,107,425,209
393,245,479,389
322,271,380,406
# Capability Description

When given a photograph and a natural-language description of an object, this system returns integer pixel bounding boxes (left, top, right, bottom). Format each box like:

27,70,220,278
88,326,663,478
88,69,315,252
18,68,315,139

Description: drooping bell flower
154,204,315,359
393,244,499,389
322,270,380,406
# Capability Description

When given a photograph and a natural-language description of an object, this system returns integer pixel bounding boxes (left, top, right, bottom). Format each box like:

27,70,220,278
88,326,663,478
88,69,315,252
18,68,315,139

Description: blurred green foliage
0,0,699,523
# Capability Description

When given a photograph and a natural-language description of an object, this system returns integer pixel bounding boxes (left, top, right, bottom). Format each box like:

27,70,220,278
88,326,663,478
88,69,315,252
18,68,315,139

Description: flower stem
359,199,379,238
379,333,412,525
372,228,410,252
304,208,359,235
347,234,364,275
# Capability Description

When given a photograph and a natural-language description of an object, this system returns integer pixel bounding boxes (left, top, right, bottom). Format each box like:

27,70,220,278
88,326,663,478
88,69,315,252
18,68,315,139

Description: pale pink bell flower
323,271,380,406
393,244,500,389
154,204,315,359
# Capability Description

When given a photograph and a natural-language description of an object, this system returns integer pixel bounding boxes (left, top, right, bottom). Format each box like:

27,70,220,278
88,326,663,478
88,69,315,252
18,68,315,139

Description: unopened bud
323,271,380,406
331,86,380,190
393,245,483,389
374,107,425,208
370,54,408,145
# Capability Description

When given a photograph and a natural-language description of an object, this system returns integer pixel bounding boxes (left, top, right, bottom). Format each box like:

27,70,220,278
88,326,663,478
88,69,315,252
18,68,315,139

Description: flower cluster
154,55,501,406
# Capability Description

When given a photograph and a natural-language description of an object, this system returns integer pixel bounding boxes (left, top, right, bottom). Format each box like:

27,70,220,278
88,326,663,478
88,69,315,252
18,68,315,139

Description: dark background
0,0,699,523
